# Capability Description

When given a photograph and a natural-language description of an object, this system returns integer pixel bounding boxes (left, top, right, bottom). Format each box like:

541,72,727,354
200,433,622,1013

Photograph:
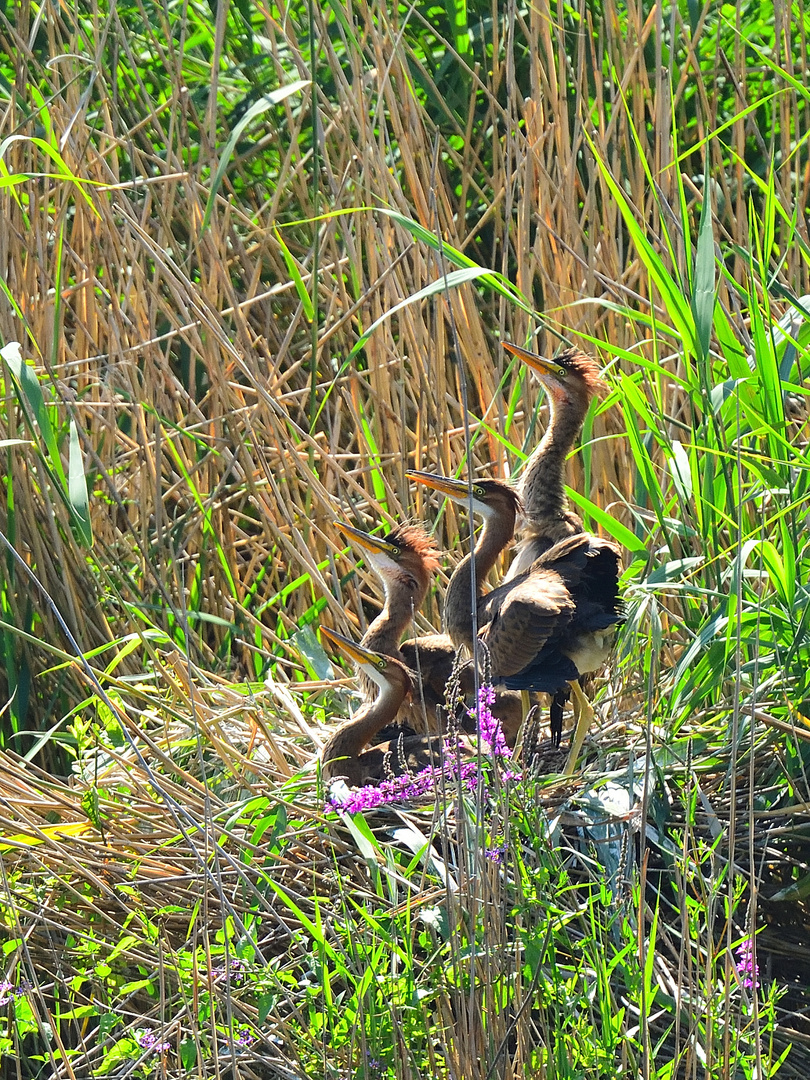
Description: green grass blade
201,81,310,234
376,209,534,312
1,342,67,489
275,229,314,321
347,267,510,362
584,131,697,356
68,420,93,548
691,160,716,362
566,488,648,561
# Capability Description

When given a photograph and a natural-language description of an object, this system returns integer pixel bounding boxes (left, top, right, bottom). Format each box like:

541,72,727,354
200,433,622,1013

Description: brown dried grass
0,1,809,1073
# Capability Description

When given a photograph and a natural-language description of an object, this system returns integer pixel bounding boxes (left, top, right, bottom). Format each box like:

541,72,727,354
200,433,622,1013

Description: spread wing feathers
533,533,623,625
479,568,576,677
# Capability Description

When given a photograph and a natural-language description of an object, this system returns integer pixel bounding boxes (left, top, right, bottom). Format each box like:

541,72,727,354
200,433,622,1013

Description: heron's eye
474,486,486,497
377,659,387,670
390,546,401,556
555,366,568,378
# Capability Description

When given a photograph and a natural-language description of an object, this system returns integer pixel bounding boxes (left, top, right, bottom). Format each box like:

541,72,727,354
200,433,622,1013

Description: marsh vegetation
0,0,809,1076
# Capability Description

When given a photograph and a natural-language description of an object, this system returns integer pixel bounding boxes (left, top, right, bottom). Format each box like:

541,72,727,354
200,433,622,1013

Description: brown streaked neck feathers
519,348,601,528
509,349,603,572
361,524,439,658
321,657,413,786
443,483,520,651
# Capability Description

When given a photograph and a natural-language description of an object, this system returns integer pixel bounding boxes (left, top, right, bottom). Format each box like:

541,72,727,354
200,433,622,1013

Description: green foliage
0,0,809,1076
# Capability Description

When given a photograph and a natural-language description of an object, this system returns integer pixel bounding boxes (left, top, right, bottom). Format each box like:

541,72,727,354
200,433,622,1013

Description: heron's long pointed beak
320,625,380,668
406,469,470,501
334,520,400,556
502,341,570,379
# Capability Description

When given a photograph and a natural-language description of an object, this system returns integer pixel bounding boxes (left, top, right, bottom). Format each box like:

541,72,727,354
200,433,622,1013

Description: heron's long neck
321,679,406,783
520,397,588,527
444,512,513,650
362,574,421,656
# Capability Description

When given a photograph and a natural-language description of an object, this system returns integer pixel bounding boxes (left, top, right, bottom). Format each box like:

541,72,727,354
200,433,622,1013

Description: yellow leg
563,680,595,775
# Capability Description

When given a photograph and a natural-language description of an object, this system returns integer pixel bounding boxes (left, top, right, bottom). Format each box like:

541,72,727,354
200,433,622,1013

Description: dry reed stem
0,4,807,1071
1,0,804,724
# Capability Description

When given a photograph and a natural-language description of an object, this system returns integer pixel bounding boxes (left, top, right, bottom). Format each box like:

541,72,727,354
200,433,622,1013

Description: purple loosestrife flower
328,737,480,813
235,1028,255,1046
326,682,524,813
136,1029,171,1052
471,684,511,759
0,981,27,1006
211,958,248,985
735,937,760,990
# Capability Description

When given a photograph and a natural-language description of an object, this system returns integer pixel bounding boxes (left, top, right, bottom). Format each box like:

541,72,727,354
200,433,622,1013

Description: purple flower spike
471,684,511,759
734,937,759,990
136,1028,170,1052
326,680,523,814
329,740,478,813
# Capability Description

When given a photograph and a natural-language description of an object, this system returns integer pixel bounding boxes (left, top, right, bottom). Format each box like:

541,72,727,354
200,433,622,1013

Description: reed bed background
0,0,809,1076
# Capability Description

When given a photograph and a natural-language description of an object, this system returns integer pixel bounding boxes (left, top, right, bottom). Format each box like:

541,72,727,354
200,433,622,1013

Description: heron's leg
563,680,595,775
549,690,568,747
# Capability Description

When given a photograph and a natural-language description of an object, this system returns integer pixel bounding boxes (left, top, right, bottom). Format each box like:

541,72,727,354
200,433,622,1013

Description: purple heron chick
319,627,465,786
336,520,523,743
502,341,605,579
335,521,449,733
408,471,622,772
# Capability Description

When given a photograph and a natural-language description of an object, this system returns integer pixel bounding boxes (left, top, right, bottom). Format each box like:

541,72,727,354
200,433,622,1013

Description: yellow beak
334,520,400,556
320,625,381,668
406,469,470,500
502,341,569,379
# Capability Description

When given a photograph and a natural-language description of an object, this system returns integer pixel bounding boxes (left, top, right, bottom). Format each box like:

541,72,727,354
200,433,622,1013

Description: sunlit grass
0,0,808,1075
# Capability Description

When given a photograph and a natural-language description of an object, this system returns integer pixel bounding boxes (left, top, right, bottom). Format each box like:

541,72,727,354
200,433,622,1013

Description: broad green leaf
584,131,697,356
323,0,360,46
376,209,534,312
347,267,508,362
1,342,66,487
566,488,648,560
275,229,314,320
691,161,716,362
668,440,694,502
68,419,93,548
293,625,332,681
444,0,472,65
0,134,97,212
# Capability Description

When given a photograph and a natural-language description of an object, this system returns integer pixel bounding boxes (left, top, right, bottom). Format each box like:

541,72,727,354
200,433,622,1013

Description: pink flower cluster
473,684,511,759
0,981,26,1006
734,937,760,990
329,742,480,812
136,1029,171,1052
210,958,248,985
327,683,521,813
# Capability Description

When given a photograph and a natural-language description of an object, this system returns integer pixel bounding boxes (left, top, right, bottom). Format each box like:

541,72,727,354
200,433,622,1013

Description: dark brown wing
479,568,575,677
399,633,456,730
532,533,623,628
